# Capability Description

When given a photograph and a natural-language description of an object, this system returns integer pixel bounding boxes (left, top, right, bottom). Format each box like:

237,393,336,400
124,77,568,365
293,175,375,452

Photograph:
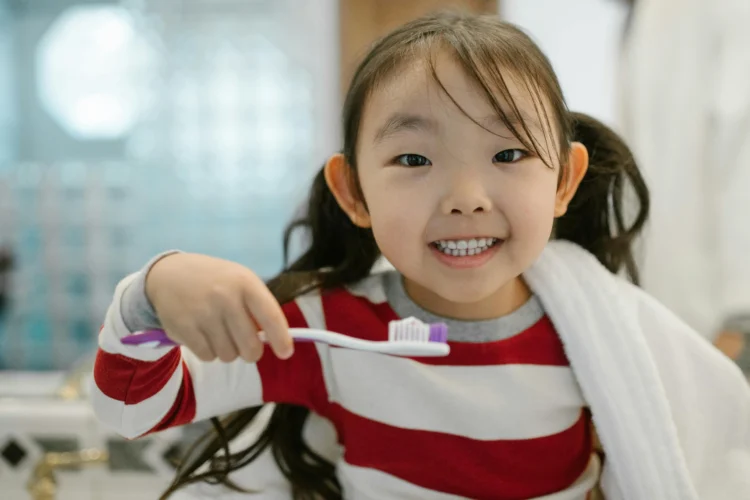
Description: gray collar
382,271,545,343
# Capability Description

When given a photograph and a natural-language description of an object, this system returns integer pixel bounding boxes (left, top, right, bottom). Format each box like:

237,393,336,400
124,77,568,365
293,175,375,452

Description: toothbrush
120,317,450,357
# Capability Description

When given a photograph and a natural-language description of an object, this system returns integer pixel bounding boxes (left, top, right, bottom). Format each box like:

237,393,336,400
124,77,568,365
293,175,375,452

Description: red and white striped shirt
92,270,599,499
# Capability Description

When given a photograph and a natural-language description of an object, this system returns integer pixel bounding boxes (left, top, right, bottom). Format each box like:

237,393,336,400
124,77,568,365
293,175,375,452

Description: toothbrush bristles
388,317,449,343
428,323,448,343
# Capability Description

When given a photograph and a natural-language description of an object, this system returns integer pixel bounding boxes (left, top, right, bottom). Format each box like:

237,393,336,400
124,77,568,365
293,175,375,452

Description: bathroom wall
501,0,630,128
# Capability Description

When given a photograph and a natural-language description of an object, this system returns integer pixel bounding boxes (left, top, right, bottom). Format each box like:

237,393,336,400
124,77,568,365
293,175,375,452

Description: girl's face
332,51,586,319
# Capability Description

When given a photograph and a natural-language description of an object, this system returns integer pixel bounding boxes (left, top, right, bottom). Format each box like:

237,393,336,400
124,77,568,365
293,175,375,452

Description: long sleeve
90,270,326,440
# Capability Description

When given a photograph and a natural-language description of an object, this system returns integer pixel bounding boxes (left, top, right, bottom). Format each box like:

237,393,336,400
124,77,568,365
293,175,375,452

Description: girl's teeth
436,238,498,257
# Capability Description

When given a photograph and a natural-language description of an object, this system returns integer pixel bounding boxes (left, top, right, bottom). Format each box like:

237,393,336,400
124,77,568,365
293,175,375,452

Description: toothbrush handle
120,329,319,347
120,327,449,356
120,329,177,347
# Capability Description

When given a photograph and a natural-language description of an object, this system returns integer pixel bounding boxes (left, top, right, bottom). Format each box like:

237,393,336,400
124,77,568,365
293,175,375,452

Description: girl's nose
439,172,492,215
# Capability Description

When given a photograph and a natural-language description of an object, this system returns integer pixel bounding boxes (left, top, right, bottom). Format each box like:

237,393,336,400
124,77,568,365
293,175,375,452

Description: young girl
91,12,750,500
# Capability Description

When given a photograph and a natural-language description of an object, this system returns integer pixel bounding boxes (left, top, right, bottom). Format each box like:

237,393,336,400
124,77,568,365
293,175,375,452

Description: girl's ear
324,154,372,228
555,142,589,217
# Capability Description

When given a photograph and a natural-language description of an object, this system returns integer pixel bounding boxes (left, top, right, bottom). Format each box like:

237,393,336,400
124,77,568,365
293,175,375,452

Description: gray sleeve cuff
120,250,181,332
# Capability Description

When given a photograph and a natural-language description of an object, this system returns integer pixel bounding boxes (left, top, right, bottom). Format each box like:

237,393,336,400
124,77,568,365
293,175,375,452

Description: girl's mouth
430,237,500,257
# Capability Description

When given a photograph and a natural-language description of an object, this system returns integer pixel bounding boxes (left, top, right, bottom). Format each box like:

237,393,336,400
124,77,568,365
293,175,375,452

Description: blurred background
0,0,636,372
0,0,747,499
0,0,340,371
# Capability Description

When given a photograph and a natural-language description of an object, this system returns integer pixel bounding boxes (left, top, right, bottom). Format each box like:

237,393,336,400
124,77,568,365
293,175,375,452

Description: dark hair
161,11,649,499
0,248,12,318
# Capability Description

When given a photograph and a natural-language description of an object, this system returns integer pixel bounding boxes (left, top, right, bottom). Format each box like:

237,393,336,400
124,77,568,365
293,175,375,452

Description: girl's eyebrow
373,106,544,146
374,110,543,144
374,113,439,144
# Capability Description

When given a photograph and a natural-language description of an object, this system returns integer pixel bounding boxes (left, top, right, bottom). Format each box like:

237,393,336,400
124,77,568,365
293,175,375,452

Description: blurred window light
169,34,312,192
36,6,156,140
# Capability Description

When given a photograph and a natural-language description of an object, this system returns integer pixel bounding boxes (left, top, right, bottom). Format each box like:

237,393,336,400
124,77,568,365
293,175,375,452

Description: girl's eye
493,149,528,163
393,154,432,167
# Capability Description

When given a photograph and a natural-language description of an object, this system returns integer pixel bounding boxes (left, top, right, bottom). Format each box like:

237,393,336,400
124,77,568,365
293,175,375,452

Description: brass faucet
56,353,96,401
26,448,109,500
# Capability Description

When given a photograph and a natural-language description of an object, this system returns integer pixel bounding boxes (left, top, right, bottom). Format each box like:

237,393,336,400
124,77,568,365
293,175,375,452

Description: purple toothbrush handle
121,329,178,347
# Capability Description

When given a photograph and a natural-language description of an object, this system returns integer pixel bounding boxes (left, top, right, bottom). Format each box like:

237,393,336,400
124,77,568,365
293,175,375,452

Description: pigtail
556,112,649,283
280,166,380,289
0,248,12,318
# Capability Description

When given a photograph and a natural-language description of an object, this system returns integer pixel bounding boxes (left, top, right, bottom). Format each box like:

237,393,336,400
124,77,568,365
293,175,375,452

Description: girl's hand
145,253,293,363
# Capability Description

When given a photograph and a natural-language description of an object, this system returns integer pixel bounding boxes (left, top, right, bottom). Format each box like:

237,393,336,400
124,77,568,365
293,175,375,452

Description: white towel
526,241,750,499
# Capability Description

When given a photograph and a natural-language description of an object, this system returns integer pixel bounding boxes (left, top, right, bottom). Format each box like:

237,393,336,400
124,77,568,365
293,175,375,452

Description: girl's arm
90,260,326,440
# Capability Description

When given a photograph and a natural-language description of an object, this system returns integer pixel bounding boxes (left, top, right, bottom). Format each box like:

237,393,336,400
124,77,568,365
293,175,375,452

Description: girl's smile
429,237,504,269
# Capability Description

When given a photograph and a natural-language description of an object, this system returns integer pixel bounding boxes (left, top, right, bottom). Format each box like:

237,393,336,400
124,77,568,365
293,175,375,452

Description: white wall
276,0,340,164
501,0,630,128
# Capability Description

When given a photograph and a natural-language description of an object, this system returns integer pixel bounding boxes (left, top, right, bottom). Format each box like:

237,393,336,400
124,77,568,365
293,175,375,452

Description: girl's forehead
362,53,552,142
372,56,515,112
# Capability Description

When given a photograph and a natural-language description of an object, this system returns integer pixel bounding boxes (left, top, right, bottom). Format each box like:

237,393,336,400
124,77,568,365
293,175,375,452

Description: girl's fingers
200,316,239,363
242,282,293,359
179,326,216,362
223,304,264,362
